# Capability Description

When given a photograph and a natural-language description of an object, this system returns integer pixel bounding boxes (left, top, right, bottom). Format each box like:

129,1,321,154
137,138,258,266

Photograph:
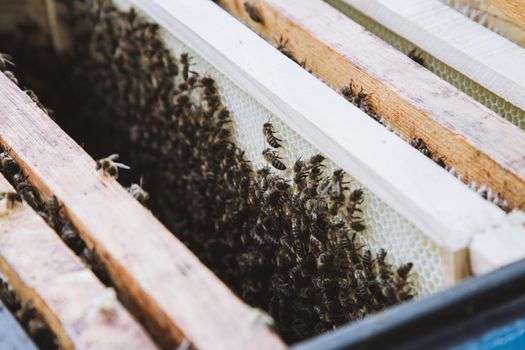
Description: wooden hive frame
0,175,156,349
490,0,525,31
1,0,525,347
441,0,525,46
332,0,525,120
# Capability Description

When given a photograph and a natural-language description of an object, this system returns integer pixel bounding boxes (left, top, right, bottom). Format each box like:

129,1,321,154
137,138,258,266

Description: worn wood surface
340,0,525,112
0,299,37,350
491,0,525,31
443,0,525,46
217,0,525,210
0,74,284,350
0,175,156,350
470,211,525,275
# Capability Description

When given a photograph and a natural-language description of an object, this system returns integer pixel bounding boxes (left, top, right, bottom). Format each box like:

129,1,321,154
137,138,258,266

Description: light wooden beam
442,0,525,47
491,0,525,31
470,211,525,275
118,0,524,284
0,74,285,350
216,0,525,210
0,175,156,350
338,0,525,113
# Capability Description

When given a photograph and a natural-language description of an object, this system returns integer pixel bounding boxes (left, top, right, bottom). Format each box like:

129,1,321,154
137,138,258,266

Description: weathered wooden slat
216,0,525,210
339,0,525,113
0,174,156,349
443,0,525,46
0,73,284,349
0,299,37,350
491,0,525,31
470,211,525,275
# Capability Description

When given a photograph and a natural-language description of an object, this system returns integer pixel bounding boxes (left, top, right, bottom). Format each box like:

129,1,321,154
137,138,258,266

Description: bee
262,149,286,170
349,188,364,204
60,221,78,245
410,137,432,158
435,156,447,168
408,48,426,67
293,158,307,186
0,191,22,209
3,71,18,85
45,195,61,229
96,154,130,179
23,90,40,104
341,83,356,102
349,219,366,232
244,2,264,24
0,53,14,71
262,122,283,148
397,262,413,281
180,53,192,81
0,149,18,177
127,178,149,204
277,37,300,65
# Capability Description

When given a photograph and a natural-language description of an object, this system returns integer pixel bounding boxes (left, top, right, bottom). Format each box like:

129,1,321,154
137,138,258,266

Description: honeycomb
325,0,525,130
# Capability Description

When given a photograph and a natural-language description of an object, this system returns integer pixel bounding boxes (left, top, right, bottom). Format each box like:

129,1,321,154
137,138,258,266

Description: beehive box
0,0,524,348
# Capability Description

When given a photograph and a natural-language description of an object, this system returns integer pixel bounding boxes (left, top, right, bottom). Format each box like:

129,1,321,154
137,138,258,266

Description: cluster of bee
0,278,58,349
410,137,447,168
55,0,416,343
341,81,379,122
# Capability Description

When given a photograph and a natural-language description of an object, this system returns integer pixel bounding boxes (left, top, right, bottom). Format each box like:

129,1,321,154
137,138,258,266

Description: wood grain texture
0,75,285,349
470,211,525,275
0,175,156,350
342,0,525,112
442,0,525,47
217,0,525,210
0,299,37,350
491,0,525,31
120,0,519,284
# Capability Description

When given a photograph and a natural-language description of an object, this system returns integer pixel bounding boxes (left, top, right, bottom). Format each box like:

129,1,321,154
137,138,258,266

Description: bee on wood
60,221,79,245
244,2,264,24
277,37,300,65
262,122,283,148
341,81,358,102
3,71,18,85
410,137,432,158
45,195,61,229
0,191,22,209
435,156,447,168
262,149,287,170
96,154,130,179
408,48,426,67
0,53,14,71
0,150,18,178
